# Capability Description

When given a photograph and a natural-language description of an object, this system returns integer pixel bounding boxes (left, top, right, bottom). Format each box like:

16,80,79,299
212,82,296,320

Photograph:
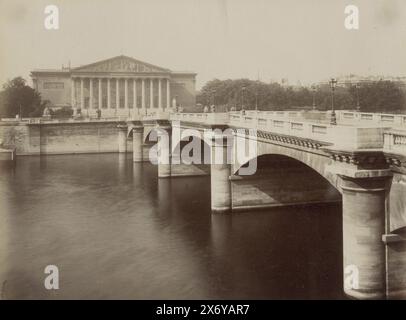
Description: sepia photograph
0,0,405,306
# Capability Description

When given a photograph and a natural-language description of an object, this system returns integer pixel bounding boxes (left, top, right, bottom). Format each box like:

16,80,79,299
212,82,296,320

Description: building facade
30,55,197,116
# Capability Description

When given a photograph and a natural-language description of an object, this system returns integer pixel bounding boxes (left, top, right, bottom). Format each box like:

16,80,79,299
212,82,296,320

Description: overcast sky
1,0,406,89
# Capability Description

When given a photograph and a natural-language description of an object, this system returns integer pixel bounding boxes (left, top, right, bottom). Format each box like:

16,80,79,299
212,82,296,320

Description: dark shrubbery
197,79,406,113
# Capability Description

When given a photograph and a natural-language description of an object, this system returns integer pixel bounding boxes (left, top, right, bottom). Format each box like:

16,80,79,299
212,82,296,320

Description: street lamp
355,83,360,112
311,85,317,110
330,78,337,125
241,86,246,111
255,81,259,112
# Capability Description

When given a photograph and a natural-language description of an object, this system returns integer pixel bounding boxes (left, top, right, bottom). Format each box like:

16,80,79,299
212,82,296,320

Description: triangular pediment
72,55,170,73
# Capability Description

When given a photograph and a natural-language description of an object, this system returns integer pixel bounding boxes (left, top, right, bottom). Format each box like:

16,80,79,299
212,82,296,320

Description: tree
349,81,404,113
0,77,42,118
197,78,406,113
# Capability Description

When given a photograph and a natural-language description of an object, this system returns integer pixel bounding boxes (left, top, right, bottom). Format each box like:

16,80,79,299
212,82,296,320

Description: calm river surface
0,154,344,299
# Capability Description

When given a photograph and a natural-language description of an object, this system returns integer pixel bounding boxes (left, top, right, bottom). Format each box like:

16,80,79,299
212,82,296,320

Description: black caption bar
0,299,392,319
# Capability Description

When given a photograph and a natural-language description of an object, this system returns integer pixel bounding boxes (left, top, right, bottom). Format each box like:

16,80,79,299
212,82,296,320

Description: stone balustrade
1,117,129,125
384,129,406,154
170,111,390,150
229,110,406,127
170,112,229,125
336,110,406,127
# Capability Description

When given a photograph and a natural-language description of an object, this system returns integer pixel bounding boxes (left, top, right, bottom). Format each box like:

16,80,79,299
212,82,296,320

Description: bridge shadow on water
0,154,344,299
160,166,345,299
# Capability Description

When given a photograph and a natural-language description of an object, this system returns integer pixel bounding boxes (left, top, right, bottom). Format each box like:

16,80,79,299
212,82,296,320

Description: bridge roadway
117,110,406,300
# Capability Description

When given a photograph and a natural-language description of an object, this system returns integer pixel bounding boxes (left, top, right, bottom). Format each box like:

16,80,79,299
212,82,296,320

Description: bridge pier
117,124,128,153
132,126,144,162
210,134,232,213
341,175,391,299
157,127,172,178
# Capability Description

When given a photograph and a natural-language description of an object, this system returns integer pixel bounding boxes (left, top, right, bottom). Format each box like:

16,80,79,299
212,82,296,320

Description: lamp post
311,85,317,110
330,78,337,125
241,86,246,111
355,83,360,112
255,81,259,112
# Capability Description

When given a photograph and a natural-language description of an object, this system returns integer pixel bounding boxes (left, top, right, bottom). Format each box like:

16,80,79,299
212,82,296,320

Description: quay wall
0,121,133,155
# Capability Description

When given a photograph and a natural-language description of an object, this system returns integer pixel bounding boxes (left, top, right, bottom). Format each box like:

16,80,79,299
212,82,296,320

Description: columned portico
33,55,197,117
66,56,197,117
72,76,172,117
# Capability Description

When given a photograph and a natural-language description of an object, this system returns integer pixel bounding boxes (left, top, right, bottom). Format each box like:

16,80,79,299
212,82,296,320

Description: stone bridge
118,110,406,300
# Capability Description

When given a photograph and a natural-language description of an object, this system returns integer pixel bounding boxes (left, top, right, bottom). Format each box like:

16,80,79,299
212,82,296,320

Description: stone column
133,79,137,111
132,124,144,162
107,78,111,109
116,78,120,109
141,78,145,111
89,78,93,109
341,176,390,299
210,134,232,213
166,79,170,109
80,78,84,109
117,124,127,153
158,78,162,111
124,78,128,110
71,78,75,108
98,78,102,109
150,78,154,109
157,127,171,178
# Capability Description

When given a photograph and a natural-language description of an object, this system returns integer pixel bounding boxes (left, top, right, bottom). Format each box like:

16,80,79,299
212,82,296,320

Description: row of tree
196,79,406,113
1,76,405,118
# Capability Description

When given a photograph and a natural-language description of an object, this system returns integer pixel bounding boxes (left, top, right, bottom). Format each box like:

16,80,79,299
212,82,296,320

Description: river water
0,154,344,299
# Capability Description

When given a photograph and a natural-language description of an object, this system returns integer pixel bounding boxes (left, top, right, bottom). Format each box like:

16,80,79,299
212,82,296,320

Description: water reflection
0,154,344,299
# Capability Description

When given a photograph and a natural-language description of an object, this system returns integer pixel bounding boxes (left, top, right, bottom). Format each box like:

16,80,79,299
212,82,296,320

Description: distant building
30,55,197,116
322,74,406,88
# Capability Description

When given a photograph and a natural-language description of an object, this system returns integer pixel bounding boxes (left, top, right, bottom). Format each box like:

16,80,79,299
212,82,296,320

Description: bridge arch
143,127,159,144
232,141,342,193
171,128,213,166
231,153,342,212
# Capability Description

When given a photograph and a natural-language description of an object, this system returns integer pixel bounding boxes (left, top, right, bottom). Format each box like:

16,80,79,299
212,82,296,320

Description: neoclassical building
30,55,197,116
